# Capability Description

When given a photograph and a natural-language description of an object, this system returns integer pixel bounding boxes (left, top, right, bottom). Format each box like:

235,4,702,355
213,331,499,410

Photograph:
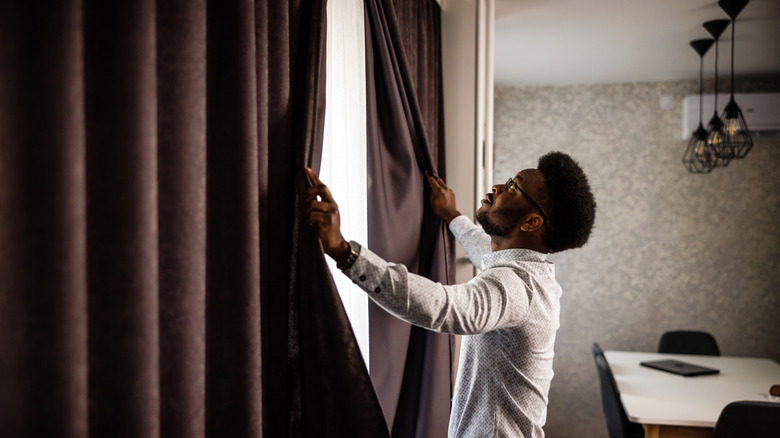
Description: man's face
476,169,547,238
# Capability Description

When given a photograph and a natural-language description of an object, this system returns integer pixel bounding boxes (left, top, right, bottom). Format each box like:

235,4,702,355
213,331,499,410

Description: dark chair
657,330,720,356
712,400,780,437
592,343,645,438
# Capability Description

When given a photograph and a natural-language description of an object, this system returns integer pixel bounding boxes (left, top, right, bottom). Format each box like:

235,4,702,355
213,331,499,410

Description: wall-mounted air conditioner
682,92,780,140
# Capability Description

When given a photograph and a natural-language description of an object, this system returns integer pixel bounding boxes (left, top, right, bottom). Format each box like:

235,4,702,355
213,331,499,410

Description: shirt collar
482,248,549,269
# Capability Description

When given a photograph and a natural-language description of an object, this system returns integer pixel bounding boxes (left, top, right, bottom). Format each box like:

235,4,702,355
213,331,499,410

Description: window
321,0,369,368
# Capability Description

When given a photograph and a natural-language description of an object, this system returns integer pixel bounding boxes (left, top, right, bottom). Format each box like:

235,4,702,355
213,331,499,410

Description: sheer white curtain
322,0,369,368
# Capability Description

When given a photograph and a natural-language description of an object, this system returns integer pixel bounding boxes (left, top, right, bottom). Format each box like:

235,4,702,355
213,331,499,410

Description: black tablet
640,359,720,377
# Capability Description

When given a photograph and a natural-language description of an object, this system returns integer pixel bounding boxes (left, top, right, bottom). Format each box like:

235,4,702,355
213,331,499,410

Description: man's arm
448,217,491,269
342,241,531,334
304,168,530,333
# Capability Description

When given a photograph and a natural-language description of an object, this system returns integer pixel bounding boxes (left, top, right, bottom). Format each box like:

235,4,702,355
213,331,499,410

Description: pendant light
718,0,753,158
703,19,732,166
683,38,716,174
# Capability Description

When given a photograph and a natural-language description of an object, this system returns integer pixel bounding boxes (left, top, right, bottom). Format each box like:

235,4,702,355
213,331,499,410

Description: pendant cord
699,56,704,123
714,38,719,111
730,20,735,97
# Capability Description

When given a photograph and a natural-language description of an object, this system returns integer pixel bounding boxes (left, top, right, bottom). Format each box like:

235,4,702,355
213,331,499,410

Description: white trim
476,0,495,210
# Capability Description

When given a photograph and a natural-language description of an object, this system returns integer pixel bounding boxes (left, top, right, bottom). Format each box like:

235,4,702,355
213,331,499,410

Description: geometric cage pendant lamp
718,0,753,158
703,19,733,167
682,38,716,174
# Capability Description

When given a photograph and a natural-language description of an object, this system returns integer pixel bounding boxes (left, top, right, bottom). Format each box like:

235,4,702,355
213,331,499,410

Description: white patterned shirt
342,215,562,437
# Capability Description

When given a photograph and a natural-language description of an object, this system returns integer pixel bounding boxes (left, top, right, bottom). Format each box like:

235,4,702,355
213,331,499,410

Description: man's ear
520,214,544,232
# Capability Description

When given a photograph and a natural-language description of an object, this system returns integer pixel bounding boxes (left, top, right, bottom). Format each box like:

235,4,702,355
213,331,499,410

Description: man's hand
425,172,460,224
304,168,350,266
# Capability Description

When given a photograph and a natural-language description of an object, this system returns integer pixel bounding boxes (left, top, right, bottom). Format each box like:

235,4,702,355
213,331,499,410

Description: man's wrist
443,210,461,224
328,240,351,266
336,241,360,270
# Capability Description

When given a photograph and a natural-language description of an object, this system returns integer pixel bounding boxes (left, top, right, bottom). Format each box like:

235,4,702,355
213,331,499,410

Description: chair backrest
591,343,645,438
657,330,720,356
592,342,604,359
712,400,780,437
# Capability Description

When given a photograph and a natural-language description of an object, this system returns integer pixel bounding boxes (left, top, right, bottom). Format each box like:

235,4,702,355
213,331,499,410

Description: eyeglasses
505,178,547,221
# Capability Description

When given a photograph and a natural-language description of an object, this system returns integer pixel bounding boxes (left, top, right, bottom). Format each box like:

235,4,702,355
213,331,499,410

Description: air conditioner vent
682,93,780,139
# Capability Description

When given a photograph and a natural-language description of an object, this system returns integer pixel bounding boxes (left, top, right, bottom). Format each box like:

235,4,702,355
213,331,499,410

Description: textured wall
494,78,780,438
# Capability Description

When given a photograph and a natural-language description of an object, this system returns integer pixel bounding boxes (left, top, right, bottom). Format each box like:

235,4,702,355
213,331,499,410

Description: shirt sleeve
448,215,491,270
342,241,531,335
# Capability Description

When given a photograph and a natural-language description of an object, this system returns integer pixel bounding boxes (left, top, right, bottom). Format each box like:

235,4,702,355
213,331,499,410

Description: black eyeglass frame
505,178,548,223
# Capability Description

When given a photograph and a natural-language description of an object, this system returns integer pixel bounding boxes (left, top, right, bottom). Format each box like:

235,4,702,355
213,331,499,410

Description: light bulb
709,132,720,146
696,140,706,156
727,118,738,136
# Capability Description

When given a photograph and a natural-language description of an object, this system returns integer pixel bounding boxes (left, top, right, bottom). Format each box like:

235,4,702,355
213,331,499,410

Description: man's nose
491,184,505,195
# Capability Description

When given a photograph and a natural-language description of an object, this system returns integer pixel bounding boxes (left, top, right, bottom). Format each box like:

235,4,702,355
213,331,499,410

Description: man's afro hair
537,152,596,253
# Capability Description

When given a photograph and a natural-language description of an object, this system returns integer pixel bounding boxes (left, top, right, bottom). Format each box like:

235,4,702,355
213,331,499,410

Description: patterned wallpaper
493,77,780,438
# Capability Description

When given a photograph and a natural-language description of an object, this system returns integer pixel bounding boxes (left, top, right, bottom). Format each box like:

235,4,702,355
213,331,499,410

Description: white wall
441,0,483,285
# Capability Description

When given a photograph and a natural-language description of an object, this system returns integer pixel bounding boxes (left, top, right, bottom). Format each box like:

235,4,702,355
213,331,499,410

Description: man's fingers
305,183,336,204
318,185,335,202
305,199,335,215
304,185,320,203
306,210,331,228
306,167,324,186
304,186,319,203
305,202,337,228
307,203,334,215
425,172,445,191
305,168,336,202
425,173,437,189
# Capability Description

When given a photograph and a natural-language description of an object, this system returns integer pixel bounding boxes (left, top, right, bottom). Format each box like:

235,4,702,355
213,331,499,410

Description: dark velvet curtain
0,1,387,437
363,0,455,437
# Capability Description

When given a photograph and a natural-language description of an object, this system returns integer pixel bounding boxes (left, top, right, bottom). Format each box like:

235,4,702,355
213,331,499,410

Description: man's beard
476,210,513,238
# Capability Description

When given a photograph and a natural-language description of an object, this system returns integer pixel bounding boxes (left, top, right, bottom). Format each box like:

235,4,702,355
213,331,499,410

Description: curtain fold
83,1,161,436
363,0,454,436
259,1,292,433
0,2,88,437
1,1,388,437
206,0,263,436
156,2,207,437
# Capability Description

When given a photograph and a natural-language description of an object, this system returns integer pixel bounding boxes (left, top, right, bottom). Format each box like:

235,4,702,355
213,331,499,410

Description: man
304,151,596,437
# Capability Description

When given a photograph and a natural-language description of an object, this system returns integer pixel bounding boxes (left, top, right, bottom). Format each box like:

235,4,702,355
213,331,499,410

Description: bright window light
322,0,369,368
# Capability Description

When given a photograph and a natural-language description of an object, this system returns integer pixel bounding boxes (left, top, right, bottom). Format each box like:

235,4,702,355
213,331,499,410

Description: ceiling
493,0,780,87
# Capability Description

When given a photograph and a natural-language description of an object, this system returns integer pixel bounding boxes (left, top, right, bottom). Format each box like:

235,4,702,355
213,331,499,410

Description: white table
604,351,780,438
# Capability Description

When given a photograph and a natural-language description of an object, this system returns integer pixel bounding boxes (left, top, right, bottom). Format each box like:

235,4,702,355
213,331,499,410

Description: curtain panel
0,1,388,437
363,0,455,437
